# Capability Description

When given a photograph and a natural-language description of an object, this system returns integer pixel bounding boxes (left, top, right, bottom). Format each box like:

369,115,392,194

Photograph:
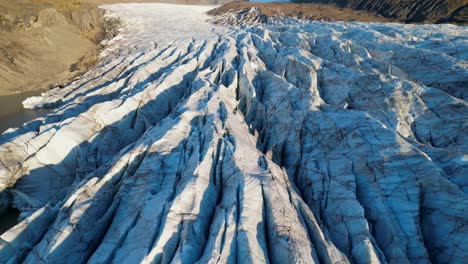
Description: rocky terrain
208,1,393,23
0,0,110,96
303,0,468,23
0,3,467,264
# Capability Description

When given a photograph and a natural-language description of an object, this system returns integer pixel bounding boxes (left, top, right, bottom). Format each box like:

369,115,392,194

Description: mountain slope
208,1,394,23
303,0,468,23
0,4,467,263
0,0,106,95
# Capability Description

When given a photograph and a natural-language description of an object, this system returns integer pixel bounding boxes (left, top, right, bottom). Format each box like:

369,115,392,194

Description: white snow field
1,3,467,263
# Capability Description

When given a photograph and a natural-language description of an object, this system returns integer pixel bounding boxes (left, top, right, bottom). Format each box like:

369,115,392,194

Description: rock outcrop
0,0,106,95
0,4,467,263
304,0,468,23
208,1,394,24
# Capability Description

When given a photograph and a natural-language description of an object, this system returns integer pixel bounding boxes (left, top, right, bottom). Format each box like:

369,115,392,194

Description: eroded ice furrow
0,4,467,264
241,24,467,189
0,39,220,213
230,23,467,263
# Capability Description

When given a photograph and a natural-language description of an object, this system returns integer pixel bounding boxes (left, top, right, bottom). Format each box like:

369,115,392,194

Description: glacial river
0,90,49,134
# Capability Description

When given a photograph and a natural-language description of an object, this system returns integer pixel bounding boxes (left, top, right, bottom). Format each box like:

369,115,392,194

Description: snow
101,4,220,53
1,3,468,263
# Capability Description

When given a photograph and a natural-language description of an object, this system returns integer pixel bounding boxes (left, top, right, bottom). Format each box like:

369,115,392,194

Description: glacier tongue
1,3,467,264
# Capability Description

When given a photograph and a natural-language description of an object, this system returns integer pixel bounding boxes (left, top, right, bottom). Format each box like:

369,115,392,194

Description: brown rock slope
0,0,106,96
304,0,468,23
208,1,393,23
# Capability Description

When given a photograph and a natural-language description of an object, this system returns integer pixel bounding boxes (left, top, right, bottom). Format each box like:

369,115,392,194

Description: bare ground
208,1,395,23
0,0,106,95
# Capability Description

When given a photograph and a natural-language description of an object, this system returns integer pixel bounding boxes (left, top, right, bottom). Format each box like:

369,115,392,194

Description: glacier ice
0,3,467,264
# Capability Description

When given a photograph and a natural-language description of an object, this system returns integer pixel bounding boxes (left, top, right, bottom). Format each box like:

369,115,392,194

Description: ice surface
1,4,467,263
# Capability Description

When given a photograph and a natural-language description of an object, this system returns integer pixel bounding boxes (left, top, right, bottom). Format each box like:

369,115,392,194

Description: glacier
0,3,467,263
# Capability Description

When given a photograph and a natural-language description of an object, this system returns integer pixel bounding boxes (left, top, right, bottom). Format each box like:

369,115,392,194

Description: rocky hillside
208,1,394,24
305,0,468,23
0,4,466,263
0,0,107,95
0,1,103,35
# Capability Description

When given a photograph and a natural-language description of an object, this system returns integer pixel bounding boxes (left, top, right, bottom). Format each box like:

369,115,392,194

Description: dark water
0,90,49,234
0,208,20,235
0,90,49,134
